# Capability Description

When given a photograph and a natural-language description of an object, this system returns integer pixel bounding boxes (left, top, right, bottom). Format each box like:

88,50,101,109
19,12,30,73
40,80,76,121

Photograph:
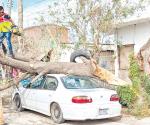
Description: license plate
99,108,108,115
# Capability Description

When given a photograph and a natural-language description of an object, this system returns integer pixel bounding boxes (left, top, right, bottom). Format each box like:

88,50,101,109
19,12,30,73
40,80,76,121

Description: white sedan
12,74,122,124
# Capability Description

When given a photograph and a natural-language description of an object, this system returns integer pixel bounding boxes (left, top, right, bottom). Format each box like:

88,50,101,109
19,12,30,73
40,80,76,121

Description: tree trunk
0,53,130,90
0,54,93,76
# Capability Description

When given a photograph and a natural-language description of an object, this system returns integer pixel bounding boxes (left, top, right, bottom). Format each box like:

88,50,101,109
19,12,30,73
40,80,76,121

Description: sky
1,0,51,10
0,0,150,28
0,0,57,27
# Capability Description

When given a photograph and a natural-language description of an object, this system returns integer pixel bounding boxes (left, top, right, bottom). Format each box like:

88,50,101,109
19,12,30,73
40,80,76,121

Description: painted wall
119,45,134,82
116,21,150,53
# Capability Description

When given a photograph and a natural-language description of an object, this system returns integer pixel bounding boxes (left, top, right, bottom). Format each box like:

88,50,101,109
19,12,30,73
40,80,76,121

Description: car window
29,76,46,89
43,77,58,90
20,74,35,88
20,77,31,88
61,75,101,89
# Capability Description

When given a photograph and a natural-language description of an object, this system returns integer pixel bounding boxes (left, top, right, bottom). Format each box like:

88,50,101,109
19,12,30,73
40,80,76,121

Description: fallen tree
0,50,130,91
0,49,131,124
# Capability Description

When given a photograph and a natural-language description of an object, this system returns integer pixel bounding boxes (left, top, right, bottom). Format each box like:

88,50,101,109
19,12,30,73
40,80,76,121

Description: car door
18,74,33,108
21,76,45,110
35,76,58,115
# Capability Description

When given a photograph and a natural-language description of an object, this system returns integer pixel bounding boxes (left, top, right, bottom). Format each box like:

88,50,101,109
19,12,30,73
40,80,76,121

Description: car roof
47,74,66,77
46,74,96,79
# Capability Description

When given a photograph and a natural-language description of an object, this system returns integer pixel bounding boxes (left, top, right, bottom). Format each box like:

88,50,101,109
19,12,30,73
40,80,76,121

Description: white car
12,74,122,123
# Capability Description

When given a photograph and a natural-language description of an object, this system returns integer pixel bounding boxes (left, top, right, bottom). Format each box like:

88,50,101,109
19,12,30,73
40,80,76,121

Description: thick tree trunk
0,54,47,73
0,55,93,75
1,49,89,75
0,53,130,90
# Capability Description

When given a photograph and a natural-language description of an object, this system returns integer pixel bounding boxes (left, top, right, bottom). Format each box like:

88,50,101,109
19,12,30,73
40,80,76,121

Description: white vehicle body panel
13,74,122,120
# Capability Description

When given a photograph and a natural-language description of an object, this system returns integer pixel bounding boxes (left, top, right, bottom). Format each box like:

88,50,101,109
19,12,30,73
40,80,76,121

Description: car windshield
61,75,101,89
19,74,35,88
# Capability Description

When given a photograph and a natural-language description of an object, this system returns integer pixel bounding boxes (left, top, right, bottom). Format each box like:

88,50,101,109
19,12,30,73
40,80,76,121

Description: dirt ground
3,104,150,125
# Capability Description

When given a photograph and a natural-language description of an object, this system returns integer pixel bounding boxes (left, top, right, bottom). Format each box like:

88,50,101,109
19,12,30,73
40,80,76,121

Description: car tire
50,103,65,124
13,94,24,112
70,49,91,63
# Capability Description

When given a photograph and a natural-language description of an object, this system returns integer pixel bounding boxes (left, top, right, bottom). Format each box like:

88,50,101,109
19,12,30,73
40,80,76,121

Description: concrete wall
119,45,134,69
116,21,150,53
118,45,134,82
99,51,115,73
24,24,68,44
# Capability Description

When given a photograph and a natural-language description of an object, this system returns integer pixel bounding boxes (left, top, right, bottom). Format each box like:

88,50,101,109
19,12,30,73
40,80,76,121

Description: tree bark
0,53,130,90
0,54,92,75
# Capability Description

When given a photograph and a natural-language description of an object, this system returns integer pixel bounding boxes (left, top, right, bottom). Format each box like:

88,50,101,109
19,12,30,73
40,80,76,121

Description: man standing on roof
0,6,15,57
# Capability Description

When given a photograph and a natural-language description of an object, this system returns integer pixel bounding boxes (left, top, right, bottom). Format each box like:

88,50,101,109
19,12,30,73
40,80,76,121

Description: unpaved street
3,105,150,125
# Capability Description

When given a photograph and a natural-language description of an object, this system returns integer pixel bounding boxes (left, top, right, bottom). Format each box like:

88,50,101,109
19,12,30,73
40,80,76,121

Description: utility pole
7,0,13,15
18,0,23,51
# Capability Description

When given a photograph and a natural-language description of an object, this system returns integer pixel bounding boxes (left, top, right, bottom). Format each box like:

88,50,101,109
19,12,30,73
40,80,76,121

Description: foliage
129,89,150,116
129,53,141,80
141,74,150,96
132,77,141,93
117,86,137,106
130,103,150,117
117,53,141,107
118,53,150,116
47,0,145,61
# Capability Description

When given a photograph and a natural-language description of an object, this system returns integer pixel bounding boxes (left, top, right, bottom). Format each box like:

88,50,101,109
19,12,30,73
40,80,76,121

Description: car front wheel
50,103,65,124
13,94,24,111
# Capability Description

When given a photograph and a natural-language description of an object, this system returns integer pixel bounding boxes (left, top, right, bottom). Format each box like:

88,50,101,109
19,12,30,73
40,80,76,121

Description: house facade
115,17,150,53
114,17,150,80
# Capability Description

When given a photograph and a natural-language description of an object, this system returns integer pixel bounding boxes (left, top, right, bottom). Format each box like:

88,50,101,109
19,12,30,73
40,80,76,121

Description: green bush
131,77,141,92
117,86,137,106
129,53,141,81
117,53,140,107
142,74,150,95
118,53,150,116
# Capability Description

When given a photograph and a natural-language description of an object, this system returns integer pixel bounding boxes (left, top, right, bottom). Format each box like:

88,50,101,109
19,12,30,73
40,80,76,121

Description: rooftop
116,16,150,29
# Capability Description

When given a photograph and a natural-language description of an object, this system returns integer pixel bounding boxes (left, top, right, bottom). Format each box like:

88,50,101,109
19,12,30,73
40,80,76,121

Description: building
11,24,68,59
24,24,68,44
115,16,150,53
114,16,150,80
